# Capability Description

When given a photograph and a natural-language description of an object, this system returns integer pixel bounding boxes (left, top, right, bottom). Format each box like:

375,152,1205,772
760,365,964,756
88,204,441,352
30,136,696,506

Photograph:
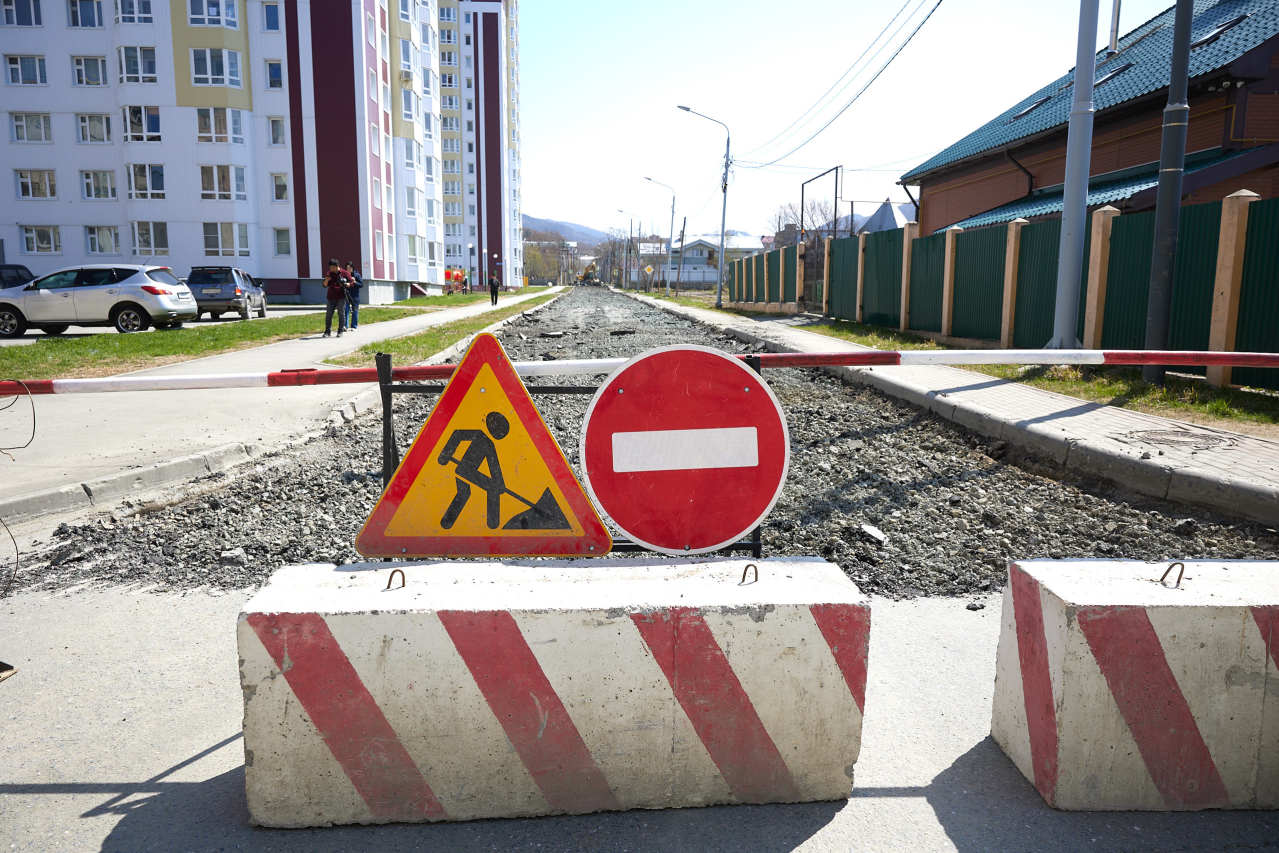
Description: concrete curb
0,293,564,526
623,292,1278,525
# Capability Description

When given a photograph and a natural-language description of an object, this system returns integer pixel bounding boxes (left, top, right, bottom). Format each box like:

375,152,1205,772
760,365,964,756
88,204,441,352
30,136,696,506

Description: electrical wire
0,380,35,597
743,0,946,169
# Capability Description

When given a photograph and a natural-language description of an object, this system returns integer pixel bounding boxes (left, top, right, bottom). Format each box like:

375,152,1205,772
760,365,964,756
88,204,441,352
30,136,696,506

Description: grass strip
0,307,425,381
326,293,558,368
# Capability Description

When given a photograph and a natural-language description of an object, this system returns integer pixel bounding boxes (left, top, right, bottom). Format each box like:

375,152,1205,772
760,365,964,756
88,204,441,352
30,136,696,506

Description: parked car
0,264,196,337
186,266,267,320
0,264,35,288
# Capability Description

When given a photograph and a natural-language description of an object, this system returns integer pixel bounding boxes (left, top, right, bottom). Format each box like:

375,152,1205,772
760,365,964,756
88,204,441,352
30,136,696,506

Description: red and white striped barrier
993,560,1279,810
238,559,869,826
3,349,1277,397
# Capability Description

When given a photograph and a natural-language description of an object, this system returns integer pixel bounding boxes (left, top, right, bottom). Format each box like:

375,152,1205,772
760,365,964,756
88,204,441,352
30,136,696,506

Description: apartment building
436,0,520,287
0,0,517,298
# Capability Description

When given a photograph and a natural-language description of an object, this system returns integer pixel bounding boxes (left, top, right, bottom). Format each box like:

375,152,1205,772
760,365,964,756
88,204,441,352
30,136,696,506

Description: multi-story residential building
436,0,521,287
0,0,518,300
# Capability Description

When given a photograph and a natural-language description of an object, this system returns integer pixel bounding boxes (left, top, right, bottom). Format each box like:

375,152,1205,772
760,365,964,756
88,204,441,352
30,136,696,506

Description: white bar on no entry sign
611,427,759,473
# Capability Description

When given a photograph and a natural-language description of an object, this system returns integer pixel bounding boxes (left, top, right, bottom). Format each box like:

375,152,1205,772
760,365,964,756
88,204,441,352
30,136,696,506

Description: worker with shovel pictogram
437,411,571,530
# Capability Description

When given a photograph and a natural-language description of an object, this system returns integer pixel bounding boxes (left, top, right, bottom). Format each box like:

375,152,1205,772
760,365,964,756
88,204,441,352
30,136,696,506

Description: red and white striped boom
1,350,1276,397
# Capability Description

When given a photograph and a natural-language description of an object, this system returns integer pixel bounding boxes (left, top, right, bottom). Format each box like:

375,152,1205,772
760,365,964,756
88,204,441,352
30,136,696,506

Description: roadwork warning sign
356,333,612,557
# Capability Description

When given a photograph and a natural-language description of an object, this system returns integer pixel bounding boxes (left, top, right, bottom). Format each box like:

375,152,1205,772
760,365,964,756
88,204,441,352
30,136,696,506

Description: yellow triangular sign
356,333,612,557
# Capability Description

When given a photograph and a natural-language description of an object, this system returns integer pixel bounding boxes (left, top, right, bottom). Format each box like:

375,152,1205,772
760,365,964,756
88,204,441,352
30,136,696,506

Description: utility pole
674,217,687,289
1142,0,1193,385
1048,0,1100,348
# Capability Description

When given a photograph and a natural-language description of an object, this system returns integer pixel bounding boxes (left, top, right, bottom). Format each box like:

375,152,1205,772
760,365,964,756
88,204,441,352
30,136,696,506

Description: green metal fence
753,254,765,303
782,246,798,303
1234,196,1279,390
908,232,945,333
1011,220,1090,347
862,229,903,327
952,226,1006,341
766,251,781,303
1167,201,1221,375
1099,210,1155,349
828,237,859,321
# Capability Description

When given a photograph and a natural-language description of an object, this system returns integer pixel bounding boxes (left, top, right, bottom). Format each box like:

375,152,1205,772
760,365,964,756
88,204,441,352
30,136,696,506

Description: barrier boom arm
2,350,1277,397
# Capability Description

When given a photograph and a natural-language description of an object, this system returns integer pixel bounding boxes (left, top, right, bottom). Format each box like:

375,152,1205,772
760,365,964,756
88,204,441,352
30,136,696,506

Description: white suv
0,264,198,337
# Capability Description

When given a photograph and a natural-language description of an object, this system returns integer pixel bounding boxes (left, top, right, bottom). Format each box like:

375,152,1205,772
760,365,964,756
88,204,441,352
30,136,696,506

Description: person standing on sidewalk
343,261,364,331
323,258,350,338
488,273,500,306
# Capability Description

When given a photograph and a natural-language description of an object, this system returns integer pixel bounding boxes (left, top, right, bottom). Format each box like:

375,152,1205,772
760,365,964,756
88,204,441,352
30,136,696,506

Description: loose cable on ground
0,380,36,596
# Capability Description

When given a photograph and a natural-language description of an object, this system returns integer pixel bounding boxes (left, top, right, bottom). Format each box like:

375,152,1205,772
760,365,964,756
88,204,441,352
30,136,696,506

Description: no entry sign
580,345,789,555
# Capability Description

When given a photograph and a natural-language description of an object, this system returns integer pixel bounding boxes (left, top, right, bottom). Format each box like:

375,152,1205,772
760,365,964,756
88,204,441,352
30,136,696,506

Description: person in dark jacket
343,261,364,330
488,273,500,306
323,258,350,337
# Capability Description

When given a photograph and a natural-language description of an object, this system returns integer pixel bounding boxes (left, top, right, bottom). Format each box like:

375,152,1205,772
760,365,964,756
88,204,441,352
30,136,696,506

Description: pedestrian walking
343,261,363,330
488,273,500,306
323,258,349,337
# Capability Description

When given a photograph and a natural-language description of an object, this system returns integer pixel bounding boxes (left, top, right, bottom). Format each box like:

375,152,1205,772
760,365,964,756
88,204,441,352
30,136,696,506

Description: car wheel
39,324,69,336
0,305,27,339
239,299,250,320
256,297,267,318
210,312,222,321
112,304,150,334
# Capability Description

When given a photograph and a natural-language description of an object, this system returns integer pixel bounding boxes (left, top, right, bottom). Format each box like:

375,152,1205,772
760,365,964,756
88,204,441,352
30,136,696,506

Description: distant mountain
522,215,608,246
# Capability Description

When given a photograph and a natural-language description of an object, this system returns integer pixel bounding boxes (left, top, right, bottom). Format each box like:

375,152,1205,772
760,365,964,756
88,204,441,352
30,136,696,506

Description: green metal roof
902,0,1279,182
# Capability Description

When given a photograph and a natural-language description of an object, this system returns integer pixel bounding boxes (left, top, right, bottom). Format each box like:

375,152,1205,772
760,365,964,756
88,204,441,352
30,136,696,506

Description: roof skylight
1192,13,1249,49
1011,96,1050,121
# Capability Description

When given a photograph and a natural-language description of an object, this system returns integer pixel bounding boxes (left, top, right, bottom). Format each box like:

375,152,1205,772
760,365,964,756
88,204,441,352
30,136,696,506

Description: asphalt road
0,305,325,348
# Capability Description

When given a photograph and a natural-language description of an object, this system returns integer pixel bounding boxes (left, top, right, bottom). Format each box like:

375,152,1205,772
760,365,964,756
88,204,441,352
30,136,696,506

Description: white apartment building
0,0,519,299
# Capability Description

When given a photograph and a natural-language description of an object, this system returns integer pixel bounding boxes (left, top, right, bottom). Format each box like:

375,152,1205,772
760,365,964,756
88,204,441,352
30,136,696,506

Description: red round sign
580,345,790,555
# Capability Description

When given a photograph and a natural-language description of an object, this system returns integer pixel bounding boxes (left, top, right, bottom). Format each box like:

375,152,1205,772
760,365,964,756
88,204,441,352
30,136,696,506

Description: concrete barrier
238,557,870,827
992,559,1279,810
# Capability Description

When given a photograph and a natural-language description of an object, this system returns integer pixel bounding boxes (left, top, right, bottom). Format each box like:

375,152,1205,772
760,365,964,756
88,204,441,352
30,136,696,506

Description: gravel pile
14,288,1278,597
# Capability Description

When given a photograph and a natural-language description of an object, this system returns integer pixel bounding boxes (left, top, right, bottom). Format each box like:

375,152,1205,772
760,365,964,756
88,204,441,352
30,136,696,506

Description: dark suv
187,266,267,320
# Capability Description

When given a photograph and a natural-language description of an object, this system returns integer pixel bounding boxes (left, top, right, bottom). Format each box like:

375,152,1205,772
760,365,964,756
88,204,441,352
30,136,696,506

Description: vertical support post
1206,189,1260,388
796,244,805,305
899,222,919,331
855,233,867,323
822,236,832,316
1001,218,1029,348
940,225,963,337
376,352,399,488
1083,205,1121,349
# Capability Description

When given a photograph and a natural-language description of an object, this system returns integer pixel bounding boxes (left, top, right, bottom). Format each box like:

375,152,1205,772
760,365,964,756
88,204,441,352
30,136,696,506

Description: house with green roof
901,0,1279,235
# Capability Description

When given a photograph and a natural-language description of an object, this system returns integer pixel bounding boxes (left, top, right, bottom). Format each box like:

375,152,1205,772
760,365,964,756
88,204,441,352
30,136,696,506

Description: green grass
326,293,558,368
392,286,549,309
0,307,424,381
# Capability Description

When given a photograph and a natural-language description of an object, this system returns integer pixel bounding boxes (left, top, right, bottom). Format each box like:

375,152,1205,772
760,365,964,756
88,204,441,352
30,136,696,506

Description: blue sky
518,0,1173,241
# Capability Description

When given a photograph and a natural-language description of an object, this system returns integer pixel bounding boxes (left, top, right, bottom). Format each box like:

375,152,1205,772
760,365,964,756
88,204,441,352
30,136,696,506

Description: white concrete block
238,557,870,827
992,559,1279,810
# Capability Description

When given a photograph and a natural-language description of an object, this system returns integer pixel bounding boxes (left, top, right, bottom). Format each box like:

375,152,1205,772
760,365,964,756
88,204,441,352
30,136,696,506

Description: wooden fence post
856,233,867,323
1207,189,1260,387
822,236,832,315
1082,205,1120,349
1000,218,1029,348
940,225,963,337
899,222,919,331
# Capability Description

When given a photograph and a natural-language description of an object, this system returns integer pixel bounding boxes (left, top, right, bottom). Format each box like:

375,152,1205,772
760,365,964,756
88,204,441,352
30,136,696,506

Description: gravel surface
11,288,1278,598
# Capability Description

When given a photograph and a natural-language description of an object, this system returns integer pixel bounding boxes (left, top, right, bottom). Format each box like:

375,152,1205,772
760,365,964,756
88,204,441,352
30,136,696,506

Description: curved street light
678,105,731,307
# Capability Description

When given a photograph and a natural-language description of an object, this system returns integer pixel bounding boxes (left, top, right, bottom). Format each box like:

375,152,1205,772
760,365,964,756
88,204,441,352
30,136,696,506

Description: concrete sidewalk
626,292,1279,526
0,288,558,522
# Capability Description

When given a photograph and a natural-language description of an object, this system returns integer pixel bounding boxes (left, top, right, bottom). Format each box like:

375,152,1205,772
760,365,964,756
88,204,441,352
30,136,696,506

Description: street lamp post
678,105,731,307
644,177,676,297
467,242,475,290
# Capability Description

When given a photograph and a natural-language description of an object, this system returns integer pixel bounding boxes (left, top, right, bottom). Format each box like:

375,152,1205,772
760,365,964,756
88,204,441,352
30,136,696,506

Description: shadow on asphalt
853,736,1279,852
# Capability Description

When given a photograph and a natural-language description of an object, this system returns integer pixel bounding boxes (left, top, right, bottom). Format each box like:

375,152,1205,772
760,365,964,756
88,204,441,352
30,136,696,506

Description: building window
366,12,373,44
373,177,381,207
382,133,391,161
268,116,285,145
202,222,249,256
380,31,388,56
443,180,459,196
2,0,42,25
397,0,407,21
21,225,60,254
440,50,455,66
192,48,241,86
273,227,290,255
439,27,454,44
72,56,107,85
86,225,120,254
81,169,115,199
131,221,168,255
117,46,157,83
77,113,112,143
465,76,471,89
195,107,244,143
399,38,411,70
463,33,469,46
116,0,149,22
15,169,55,199
444,200,459,217
440,72,455,87
381,82,390,109
200,164,246,200
438,5,452,22
271,172,287,201
441,95,457,110
405,187,416,216
406,234,417,262
127,163,163,198
6,55,46,84
402,89,415,121
264,59,282,89
443,222,460,237
423,69,432,94
441,115,457,131
262,0,278,30
122,105,160,142
464,98,472,112
189,0,235,28
425,198,435,221
384,182,392,210
11,112,51,142
467,162,473,174
67,0,101,26
374,230,384,260
442,158,459,174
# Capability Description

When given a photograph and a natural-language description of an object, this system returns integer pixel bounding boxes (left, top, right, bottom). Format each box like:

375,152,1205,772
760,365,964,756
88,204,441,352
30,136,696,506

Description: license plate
202,288,220,295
